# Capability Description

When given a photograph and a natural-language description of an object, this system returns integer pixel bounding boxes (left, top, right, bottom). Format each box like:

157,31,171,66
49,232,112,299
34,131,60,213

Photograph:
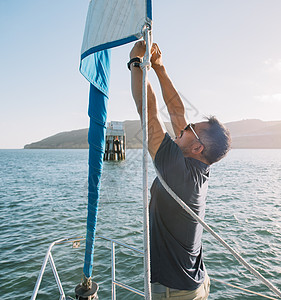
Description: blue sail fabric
80,0,152,280
82,50,111,278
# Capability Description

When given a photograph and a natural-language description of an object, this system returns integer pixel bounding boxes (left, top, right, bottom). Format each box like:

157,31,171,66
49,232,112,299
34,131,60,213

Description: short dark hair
200,116,231,164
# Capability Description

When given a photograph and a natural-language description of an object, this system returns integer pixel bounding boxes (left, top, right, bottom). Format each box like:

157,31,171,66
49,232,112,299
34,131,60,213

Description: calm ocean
0,149,280,300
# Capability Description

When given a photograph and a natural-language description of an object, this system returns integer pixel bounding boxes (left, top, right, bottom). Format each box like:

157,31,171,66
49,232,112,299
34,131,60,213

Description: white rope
211,278,278,300
141,27,152,300
154,167,281,299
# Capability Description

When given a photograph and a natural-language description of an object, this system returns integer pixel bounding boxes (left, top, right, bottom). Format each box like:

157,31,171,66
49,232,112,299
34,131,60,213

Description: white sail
81,0,152,58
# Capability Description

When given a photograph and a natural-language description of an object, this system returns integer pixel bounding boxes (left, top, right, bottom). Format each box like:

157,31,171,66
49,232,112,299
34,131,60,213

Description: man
129,41,231,299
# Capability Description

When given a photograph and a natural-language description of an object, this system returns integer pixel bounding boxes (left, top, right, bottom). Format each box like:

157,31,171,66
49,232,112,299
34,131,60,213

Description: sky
1,0,281,149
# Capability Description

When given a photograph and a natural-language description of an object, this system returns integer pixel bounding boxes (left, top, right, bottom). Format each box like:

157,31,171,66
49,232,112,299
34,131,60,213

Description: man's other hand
151,43,163,70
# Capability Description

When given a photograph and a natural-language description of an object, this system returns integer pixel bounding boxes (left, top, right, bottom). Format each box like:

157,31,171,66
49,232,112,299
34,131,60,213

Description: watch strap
127,57,142,70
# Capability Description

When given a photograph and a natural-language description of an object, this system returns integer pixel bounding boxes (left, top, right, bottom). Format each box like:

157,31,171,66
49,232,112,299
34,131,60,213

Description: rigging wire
211,278,278,300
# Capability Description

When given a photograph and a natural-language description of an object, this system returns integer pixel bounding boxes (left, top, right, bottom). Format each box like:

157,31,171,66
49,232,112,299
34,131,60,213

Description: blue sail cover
80,0,152,279
82,50,111,278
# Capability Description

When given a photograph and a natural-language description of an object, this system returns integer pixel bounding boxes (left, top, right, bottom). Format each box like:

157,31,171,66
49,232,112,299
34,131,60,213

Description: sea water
0,149,280,300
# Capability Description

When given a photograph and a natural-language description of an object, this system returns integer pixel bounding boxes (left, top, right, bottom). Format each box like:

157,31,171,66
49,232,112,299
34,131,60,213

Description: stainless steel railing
30,235,144,300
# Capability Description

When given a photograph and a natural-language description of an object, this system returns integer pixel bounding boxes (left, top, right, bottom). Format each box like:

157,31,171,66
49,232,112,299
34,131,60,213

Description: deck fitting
75,277,98,300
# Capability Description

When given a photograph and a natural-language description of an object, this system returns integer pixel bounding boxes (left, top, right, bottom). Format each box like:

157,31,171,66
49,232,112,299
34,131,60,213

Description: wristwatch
127,57,142,70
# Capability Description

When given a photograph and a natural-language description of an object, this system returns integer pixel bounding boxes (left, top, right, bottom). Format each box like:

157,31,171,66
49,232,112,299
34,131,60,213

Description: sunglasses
179,123,203,145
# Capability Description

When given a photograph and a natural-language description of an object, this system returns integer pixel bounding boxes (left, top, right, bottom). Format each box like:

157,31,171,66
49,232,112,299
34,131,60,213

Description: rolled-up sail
80,0,152,280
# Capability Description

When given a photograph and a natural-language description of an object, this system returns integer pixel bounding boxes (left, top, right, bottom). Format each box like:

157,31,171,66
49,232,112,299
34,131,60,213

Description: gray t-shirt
150,133,210,290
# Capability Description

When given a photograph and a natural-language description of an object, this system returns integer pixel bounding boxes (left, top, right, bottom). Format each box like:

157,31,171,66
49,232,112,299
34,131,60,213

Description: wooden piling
104,121,125,161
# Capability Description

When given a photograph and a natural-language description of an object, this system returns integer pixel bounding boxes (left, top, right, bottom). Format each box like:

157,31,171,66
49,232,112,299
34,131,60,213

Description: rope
211,278,278,300
154,167,281,299
141,27,152,300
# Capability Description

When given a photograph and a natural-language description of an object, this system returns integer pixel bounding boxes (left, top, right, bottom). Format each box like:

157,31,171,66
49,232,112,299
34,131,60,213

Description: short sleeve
154,133,190,193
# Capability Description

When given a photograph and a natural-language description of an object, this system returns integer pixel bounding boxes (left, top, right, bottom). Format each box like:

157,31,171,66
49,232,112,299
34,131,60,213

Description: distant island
24,119,281,149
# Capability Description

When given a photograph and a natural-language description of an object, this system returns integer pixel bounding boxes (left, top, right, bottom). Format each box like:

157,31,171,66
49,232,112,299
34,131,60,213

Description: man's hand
129,40,165,160
130,40,146,59
151,43,163,70
150,43,187,137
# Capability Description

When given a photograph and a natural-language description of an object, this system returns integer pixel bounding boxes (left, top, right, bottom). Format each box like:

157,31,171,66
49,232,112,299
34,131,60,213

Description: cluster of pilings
104,121,125,161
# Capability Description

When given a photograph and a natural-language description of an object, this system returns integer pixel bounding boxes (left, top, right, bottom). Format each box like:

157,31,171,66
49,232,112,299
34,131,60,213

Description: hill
225,119,281,149
24,129,89,149
24,119,281,149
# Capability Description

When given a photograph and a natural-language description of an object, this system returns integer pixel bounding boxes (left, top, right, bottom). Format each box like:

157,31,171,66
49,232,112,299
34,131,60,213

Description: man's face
174,121,209,154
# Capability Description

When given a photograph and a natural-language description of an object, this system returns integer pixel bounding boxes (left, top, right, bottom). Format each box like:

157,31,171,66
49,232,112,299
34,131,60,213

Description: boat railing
30,235,144,300
31,235,279,300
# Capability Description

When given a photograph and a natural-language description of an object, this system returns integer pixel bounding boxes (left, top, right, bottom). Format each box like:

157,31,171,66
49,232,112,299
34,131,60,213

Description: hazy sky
1,0,281,148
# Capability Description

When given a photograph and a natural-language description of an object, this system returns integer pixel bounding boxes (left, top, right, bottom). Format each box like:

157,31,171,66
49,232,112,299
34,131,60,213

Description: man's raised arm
129,41,165,161
151,43,187,137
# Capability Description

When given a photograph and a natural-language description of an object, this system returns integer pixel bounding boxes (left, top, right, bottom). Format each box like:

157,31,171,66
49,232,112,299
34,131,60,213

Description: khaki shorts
151,273,210,300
